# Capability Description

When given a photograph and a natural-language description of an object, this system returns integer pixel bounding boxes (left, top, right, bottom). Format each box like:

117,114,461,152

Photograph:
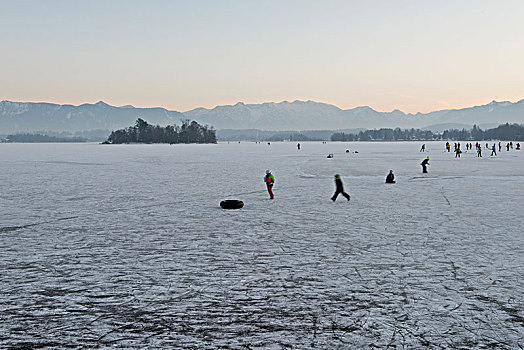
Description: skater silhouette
331,174,350,201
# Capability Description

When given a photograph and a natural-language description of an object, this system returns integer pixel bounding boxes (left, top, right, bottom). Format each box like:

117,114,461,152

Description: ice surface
0,141,523,348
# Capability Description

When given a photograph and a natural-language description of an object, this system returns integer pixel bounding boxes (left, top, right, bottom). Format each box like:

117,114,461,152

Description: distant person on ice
491,144,497,156
420,144,425,152
385,170,395,183
331,174,350,201
264,170,275,199
421,157,429,173
297,143,301,150
455,146,462,158
446,142,450,152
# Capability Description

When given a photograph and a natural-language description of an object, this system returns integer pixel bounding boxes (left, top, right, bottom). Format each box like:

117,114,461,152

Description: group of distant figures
441,141,521,158
398,140,520,182
262,141,520,202
421,141,521,158
419,141,521,173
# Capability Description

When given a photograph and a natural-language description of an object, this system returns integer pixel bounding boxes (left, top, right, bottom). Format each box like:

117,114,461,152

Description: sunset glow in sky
1,0,524,113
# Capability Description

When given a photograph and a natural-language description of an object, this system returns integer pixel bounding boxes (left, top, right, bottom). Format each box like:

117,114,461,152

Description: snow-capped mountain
1,99,524,133
184,99,524,130
412,100,524,128
185,101,426,130
0,100,183,133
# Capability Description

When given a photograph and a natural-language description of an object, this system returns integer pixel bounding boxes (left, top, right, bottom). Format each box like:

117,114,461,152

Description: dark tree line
106,118,217,144
6,133,87,142
267,133,320,142
331,123,524,141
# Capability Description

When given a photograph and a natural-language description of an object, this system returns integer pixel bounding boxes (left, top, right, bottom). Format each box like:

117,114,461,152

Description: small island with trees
104,118,217,144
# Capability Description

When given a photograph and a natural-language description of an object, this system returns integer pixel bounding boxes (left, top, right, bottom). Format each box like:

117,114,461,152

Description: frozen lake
1,141,523,348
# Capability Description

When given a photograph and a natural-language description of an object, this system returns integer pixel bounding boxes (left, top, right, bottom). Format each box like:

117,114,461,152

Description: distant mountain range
0,100,183,133
184,100,524,131
1,99,524,134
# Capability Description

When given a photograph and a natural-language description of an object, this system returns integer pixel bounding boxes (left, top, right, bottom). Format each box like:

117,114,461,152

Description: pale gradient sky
1,0,524,113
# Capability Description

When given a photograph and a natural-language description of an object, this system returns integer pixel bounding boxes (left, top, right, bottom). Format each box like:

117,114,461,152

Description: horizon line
2,98,523,115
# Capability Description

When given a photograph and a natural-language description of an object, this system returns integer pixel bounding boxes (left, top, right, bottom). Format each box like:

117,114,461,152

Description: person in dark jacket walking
491,144,497,156
385,170,396,183
331,174,350,201
455,148,462,157
421,157,429,173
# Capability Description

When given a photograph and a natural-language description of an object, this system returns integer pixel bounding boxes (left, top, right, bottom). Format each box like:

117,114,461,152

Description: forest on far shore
4,122,523,143
4,134,87,142
331,123,524,141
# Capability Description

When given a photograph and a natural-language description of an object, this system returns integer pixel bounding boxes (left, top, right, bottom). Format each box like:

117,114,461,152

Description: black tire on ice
220,199,244,209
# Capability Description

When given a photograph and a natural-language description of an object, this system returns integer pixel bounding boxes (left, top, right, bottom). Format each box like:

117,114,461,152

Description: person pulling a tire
264,170,275,199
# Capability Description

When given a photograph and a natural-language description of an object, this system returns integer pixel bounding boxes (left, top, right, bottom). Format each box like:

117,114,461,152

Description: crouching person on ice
386,170,396,183
421,157,429,173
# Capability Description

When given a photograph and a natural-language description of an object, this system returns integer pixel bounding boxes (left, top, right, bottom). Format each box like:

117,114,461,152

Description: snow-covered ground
0,141,523,348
